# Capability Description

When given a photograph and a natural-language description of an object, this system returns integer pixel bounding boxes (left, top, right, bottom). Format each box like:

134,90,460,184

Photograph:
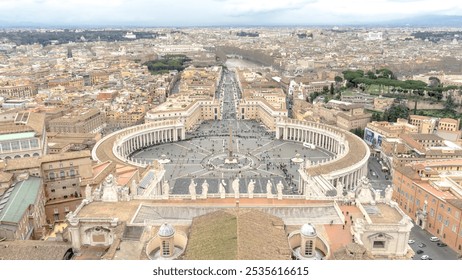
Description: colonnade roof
306,129,368,176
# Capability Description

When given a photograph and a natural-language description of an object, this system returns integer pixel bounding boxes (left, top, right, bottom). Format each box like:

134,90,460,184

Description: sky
0,0,461,27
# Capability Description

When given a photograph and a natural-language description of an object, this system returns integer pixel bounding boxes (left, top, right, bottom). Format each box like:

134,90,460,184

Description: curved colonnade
92,120,185,167
92,118,369,196
276,118,370,195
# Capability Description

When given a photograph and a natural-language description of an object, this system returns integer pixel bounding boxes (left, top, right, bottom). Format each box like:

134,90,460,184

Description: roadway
408,222,458,260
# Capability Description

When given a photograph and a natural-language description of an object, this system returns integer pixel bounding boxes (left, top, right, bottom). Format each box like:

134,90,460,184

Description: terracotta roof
0,240,71,260
409,133,444,141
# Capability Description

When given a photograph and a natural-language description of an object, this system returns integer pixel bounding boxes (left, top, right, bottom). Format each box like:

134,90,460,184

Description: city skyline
0,0,462,27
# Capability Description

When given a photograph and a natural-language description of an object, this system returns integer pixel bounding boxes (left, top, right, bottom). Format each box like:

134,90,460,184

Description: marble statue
101,174,118,202
384,185,393,203
189,179,197,196
266,180,273,198
202,180,209,198
276,180,284,199
247,179,255,198
232,177,240,198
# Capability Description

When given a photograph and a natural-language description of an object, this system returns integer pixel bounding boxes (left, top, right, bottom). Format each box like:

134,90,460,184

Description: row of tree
342,69,460,96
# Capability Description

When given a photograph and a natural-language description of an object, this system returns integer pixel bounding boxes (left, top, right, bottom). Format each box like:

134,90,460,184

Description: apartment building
392,159,462,254
48,108,105,134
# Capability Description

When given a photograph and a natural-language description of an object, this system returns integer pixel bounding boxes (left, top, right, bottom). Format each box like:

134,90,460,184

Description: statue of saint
202,180,209,198
247,179,255,195
232,177,240,194
266,180,273,195
276,180,284,196
189,179,197,196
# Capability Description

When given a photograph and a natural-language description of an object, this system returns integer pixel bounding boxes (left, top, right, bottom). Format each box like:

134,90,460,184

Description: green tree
342,70,364,88
334,76,343,84
383,104,409,122
371,112,382,121
376,68,395,79
366,70,377,79
444,95,457,112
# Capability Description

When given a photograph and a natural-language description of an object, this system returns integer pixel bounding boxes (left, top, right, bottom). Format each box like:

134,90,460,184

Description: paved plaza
132,119,333,194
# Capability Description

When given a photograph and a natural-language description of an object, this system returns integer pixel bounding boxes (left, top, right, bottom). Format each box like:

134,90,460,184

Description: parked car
421,255,430,260
418,243,426,248
437,242,447,247
408,239,415,244
430,236,440,242
416,249,424,254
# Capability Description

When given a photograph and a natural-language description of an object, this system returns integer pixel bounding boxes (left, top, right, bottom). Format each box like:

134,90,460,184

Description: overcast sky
0,0,461,27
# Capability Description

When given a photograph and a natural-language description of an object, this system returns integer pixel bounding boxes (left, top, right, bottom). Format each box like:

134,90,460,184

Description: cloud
0,0,462,26
219,0,318,16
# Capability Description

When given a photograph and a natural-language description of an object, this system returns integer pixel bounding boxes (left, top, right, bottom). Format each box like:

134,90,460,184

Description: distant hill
380,15,462,28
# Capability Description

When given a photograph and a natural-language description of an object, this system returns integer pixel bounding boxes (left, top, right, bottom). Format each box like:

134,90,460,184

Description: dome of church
300,223,316,237
158,223,175,237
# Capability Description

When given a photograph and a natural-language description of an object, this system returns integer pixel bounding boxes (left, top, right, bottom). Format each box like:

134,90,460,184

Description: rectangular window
448,207,451,213
444,219,449,227
373,241,385,248
416,199,420,207
452,225,457,233
430,208,434,217
438,214,442,221
20,140,30,150
162,241,170,256
456,211,460,219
